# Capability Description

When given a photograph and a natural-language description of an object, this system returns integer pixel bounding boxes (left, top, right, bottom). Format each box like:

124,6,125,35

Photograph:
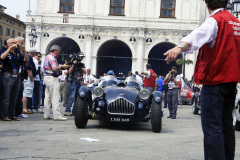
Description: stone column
84,35,93,69
136,37,145,73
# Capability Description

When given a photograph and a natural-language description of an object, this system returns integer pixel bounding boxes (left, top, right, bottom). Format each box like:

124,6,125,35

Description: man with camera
0,38,29,121
65,52,86,116
163,66,180,119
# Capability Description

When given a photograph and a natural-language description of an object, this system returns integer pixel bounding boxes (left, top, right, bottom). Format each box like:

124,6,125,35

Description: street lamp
29,26,38,47
227,0,240,18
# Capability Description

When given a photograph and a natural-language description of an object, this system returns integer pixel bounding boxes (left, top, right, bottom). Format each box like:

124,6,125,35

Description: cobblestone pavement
0,105,240,160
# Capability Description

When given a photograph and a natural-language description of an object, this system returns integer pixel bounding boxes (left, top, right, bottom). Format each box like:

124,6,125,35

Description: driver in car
98,70,118,87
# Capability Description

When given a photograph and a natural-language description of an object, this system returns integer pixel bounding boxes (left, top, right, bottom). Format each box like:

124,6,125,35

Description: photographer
0,38,29,121
163,66,180,119
65,52,86,116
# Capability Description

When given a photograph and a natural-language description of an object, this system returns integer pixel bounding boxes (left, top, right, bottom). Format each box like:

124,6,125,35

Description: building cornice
26,15,200,31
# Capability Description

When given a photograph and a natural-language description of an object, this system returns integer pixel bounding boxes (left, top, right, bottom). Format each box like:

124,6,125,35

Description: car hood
104,87,138,105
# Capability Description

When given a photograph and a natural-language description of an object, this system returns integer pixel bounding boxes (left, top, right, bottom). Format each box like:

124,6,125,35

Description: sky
0,0,36,22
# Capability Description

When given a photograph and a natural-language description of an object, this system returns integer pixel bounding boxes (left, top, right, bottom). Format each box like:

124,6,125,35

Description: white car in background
233,83,240,131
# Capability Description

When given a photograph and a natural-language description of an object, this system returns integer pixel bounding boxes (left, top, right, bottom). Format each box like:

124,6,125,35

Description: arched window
160,0,176,18
109,0,125,16
59,0,74,13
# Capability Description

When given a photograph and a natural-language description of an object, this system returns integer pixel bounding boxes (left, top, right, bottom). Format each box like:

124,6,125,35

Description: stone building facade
25,0,207,79
0,5,26,48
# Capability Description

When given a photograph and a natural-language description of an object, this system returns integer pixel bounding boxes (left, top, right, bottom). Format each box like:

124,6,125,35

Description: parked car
180,84,194,105
74,75,163,133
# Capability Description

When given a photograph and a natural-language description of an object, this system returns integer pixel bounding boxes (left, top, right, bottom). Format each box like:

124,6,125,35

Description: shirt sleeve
146,71,151,78
181,17,218,53
175,75,181,82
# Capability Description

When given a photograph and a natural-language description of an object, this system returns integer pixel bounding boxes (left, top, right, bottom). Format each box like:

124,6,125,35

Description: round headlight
138,89,150,100
93,87,104,97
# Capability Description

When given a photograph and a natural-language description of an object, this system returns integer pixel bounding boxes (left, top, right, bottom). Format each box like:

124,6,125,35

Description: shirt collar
49,52,57,58
209,8,225,17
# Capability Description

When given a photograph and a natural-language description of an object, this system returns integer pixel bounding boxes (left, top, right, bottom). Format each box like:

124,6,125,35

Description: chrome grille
108,98,135,115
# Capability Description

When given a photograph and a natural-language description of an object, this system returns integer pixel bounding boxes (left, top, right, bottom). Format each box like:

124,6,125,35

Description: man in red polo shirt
141,64,157,94
164,0,240,159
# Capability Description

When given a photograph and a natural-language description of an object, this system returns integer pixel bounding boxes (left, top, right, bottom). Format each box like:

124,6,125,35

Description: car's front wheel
151,97,162,133
74,95,89,128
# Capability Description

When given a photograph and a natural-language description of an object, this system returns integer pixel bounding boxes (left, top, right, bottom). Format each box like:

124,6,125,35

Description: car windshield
99,75,118,87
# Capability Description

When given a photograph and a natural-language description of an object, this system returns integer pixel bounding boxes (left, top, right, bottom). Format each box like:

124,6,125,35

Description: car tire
151,97,162,133
74,95,89,128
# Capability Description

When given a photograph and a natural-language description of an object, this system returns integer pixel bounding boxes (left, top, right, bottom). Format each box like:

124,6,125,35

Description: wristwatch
177,44,184,50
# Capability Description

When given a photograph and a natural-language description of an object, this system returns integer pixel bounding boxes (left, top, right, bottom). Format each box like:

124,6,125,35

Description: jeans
32,80,40,109
201,83,236,160
1,72,21,118
15,81,24,116
65,82,81,113
38,80,43,108
167,88,178,117
0,71,3,116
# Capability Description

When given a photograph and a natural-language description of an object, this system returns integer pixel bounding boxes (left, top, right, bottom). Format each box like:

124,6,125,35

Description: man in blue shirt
0,36,9,118
156,76,164,92
0,38,29,121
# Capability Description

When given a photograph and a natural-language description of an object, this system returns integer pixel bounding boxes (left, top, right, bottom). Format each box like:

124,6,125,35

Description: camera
171,71,175,75
17,44,21,48
66,52,84,65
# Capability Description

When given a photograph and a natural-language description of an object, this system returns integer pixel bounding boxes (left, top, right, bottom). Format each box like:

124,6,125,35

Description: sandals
2,117,11,121
10,117,20,121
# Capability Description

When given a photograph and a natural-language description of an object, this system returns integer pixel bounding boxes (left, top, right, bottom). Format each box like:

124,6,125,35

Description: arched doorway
46,37,81,64
97,40,132,77
148,42,182,76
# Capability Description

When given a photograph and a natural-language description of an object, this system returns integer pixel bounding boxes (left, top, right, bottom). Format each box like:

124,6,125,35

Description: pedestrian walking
164,0,240,159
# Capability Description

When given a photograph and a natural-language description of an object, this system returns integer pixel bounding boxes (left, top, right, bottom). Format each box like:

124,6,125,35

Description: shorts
23,79,34,98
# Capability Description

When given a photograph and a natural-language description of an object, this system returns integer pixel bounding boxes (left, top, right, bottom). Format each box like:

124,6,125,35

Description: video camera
66,52,84,65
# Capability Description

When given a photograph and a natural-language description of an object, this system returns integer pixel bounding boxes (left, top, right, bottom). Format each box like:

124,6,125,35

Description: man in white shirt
135,71,143,86
31,49,41,113
163,1,239,159
163,66,180,119
83,69,94,87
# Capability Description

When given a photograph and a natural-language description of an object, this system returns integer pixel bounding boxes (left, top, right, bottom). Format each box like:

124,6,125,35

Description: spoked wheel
151,97,162,133
74,95,89,128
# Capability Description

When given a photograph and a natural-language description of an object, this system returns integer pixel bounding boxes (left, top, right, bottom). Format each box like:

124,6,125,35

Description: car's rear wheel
151,98,162,133
74,95,89,128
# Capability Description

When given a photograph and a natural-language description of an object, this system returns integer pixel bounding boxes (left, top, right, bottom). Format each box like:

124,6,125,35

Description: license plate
110,117,130,122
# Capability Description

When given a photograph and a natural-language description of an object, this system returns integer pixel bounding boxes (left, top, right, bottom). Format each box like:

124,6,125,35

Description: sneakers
16,114,28,118
54,117,67,121
32,109,38,113
64,112,73,116
28,109,33,112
